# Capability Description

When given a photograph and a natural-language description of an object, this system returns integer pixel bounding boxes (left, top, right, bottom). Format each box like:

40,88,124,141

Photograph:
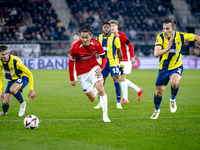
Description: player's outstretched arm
28,89,35,101
194,34,200,47
154,39,173,57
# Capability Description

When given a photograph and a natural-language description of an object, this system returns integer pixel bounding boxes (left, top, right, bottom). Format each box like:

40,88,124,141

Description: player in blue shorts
93,22,123,109
151,20,200,119
0,45,35,116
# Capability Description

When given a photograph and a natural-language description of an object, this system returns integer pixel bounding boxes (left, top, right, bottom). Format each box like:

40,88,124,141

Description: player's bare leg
10,83,26,117
0,93,13,115
170,73,181,113
94,80,110,122
151,85,166,119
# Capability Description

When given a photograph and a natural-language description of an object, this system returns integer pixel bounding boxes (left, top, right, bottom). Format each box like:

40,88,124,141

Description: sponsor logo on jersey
103,47,110,51
169,49,179,53
2,69,13,75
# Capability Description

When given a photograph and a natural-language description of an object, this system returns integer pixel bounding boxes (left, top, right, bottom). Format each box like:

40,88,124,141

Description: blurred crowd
67,0,173,40
186,0,200,14
0,0,70,42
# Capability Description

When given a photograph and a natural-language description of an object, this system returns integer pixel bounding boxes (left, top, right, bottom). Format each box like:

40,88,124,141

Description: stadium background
0,0,200,67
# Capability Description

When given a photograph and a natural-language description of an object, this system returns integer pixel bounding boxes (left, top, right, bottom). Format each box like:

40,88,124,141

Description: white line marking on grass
0,116,200,122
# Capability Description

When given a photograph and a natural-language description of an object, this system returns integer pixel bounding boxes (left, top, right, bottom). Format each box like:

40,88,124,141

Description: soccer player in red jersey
109,20,144,103
70,33,80,48
70,33,80,81
68,25,110,122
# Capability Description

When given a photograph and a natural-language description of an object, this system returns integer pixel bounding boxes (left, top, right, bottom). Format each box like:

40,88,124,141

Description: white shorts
78,66,103,93
120,61,132,74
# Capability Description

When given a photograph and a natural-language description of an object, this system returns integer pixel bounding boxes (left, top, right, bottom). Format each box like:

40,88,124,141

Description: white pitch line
0,116,200,122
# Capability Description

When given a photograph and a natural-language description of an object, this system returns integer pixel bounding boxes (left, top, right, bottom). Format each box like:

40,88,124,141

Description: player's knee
155,90,163,97
171,81,179,88
89,97,95,102
98,89,105,96
10,87,18,94
3,100,9,105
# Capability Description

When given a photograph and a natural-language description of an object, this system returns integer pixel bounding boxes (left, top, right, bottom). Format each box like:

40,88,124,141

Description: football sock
125,79,140,92
98,82,105,103
99,94,108,113
114,82,121,103
171,85,179,100
14,91,24,104
2,103,9,113
154,94,162,110
121,81,128,100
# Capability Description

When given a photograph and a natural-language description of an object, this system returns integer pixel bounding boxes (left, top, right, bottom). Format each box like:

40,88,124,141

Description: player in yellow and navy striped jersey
0,45,35,116
151,20,200,119
93,22,123,109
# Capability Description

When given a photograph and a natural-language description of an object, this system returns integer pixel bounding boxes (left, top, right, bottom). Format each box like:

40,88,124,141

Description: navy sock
171,85,179,100
2,103,9,113
14,91,24,104
154,94,162,110
114,82,121,103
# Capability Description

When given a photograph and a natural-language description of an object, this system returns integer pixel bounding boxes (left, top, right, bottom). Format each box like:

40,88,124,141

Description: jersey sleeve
120,33,128,43
68,47,76,61
182,33,195,42
96,41,105,55
114,36,121,49
17,59,34,90
155,34,164,48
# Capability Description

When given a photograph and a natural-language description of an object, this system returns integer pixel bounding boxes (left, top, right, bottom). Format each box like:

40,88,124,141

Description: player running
68,25,111,122
93,22,123,109
0,45,35,116
109,20,144,103
151,19,200,119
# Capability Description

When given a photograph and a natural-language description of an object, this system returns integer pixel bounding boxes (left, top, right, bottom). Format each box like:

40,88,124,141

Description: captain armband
100,53,106,59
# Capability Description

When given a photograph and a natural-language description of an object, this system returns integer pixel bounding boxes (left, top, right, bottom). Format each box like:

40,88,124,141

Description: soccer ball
24,115,39,129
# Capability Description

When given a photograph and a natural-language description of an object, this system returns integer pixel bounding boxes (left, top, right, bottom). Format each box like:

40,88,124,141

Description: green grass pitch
0,69,200,150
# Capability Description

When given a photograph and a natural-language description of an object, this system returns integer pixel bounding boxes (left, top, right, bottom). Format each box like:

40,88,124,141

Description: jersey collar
103,32,111,38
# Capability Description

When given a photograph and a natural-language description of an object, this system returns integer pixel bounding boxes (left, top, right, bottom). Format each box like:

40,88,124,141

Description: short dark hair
164,19,177,28
102,22,110,27
79,24,93,35
74,33,79,36
0,45,8,52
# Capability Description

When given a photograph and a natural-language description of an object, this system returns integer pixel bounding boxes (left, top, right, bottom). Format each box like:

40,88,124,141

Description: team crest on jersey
177,42,180,45
108,41,111,45
10,67,14,70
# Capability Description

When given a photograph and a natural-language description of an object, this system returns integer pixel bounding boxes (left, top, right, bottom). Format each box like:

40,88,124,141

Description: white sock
121,81,128,100
125,79,140,92
93,87,98,97
99,94,108,114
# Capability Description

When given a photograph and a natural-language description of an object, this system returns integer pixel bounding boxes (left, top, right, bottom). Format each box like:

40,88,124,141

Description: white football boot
150,109,160,119
103,112,111,122
93,103,102,109
19,101,26,117
0,111,8,115
170,98,177,113
117,103,123,109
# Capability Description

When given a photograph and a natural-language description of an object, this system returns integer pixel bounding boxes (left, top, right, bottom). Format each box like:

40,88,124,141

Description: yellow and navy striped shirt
97,33,121,67
0,55,34,92
155,31,194,70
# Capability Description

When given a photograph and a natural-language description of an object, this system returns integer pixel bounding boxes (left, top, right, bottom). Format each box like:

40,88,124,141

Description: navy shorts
155,65,183,86
101,63,120,77
5,76,29,94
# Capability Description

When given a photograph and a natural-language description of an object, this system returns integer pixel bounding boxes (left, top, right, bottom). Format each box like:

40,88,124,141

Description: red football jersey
116,31,134,61
68,38,105,79
70,41,76,48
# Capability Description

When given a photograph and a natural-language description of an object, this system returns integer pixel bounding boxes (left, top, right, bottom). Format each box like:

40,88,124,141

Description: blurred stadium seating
0,0,199,57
